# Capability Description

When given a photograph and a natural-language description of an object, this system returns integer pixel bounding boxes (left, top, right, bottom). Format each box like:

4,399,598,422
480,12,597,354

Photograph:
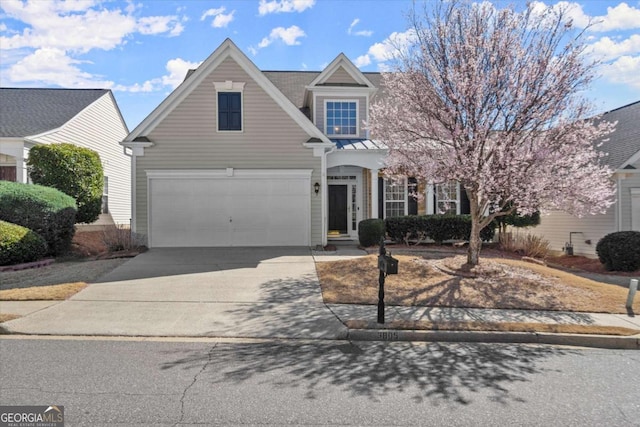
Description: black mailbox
378,254,399,275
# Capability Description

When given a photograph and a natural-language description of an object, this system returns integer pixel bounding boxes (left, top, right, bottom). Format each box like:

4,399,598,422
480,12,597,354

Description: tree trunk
467,215,482,267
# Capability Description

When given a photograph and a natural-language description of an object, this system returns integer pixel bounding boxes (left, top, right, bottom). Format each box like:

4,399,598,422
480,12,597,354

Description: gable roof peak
309,52,375,88
125,38,331,144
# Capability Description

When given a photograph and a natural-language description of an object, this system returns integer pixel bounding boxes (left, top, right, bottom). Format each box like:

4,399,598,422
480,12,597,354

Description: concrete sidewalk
1,245,638,349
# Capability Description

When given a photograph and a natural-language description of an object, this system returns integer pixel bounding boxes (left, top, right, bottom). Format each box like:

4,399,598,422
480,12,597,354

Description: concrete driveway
2,247,348,339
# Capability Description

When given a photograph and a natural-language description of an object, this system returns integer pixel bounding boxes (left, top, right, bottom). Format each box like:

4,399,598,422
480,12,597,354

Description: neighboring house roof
596,100,640,170
0,88,110,137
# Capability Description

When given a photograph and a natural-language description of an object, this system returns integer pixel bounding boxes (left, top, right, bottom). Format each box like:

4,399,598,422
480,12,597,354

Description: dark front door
0,166,16,181
328,185,348,234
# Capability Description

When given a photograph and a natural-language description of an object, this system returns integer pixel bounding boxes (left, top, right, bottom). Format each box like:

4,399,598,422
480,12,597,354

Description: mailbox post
377,237,399,324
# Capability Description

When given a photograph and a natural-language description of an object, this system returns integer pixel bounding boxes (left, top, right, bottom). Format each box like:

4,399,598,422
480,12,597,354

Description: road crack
174,344,217,426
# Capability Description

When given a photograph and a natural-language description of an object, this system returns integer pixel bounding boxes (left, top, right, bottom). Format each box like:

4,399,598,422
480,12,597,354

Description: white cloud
529,2,640,32
599,55,640,89
201,7,235,28
258,0,315,15
347,18,372,37
0,23,7,32
6,47,114,88
587,35,640,62
0,0,188,90
137,15,184,37
354,54,371,68
366,29,416,63
257,25,306,49
590,2,640,32
160,58,202,89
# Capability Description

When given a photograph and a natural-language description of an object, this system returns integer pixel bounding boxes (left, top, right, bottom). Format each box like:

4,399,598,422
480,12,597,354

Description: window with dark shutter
218,92,242,131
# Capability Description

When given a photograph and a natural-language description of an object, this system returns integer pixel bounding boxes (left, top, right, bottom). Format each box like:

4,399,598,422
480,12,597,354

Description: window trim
102,176,109,215
435,181,460,215
214,81,246,133
383,177,408,219
324,99,359,137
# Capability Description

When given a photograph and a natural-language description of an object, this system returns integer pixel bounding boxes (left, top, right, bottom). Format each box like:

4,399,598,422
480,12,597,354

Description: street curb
347,329,640,350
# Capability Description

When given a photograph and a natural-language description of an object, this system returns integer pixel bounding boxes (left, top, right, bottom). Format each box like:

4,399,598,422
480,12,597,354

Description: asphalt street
1,337,639,426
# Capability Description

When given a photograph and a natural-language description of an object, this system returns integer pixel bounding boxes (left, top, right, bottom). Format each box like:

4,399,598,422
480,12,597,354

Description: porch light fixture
314,182,320,195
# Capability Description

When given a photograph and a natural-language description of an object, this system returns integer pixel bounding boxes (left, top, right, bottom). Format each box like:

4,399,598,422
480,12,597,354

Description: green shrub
0,181,77,256
385,214,496,244
28,143,104,223
358,219,385,247
0,220,48,266
596,231,640,272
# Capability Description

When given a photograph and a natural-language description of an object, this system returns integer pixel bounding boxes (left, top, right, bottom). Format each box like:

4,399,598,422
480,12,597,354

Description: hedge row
0,181,77,256
0,220,48,266
384,215,496,244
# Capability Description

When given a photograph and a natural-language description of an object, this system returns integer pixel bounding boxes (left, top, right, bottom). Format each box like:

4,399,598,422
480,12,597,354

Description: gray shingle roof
0,88,109,137
596,101,640,169
263,71,383,108
263,71,319,108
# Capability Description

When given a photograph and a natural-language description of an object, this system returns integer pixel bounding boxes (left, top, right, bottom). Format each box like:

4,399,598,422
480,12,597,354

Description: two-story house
120,38,470,248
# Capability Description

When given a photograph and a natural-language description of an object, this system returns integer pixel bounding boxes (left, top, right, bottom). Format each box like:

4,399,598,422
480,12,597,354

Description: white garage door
147,169,311,247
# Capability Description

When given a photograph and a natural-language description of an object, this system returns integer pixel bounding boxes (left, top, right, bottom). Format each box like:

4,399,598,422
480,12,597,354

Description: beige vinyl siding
527,209,616,257
30,93,131,224
136,57,322,245
619,166,640,231
315,95,367,138
324,66,358,85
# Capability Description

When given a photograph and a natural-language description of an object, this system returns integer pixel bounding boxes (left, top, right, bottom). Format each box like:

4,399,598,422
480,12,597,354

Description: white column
370,168,379,218
427,183,435,215
18,146,30,183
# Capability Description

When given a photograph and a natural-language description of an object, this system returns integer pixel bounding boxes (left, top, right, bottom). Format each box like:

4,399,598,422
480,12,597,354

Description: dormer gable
308,53,376,88
305,54,378,139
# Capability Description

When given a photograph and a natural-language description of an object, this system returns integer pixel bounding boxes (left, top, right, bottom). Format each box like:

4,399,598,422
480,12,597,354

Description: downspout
123,147,136,232
616,173,622,232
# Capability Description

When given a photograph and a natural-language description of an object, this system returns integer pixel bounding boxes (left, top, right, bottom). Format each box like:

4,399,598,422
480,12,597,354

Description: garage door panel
148,171,310,247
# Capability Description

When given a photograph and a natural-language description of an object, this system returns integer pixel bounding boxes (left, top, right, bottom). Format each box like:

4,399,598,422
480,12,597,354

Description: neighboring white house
0,88,131,225
528,101,640,257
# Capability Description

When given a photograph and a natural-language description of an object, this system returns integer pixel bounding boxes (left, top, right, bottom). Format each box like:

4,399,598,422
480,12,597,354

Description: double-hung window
436,181,459,214
326,101,357,136
214,81,245,132
384,178,407,218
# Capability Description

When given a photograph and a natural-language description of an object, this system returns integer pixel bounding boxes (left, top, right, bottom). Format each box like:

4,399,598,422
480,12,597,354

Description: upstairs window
326,101,357,136
214,81,245,132
218,92,242,131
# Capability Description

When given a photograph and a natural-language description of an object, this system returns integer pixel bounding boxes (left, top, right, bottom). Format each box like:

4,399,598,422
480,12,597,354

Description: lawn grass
0,282,87,301
316,255,640,314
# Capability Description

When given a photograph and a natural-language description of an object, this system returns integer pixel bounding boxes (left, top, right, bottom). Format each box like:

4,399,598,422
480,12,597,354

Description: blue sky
1,0,639,130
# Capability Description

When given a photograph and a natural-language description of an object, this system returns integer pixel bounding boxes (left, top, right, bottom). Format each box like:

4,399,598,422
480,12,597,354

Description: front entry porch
327,167,361,239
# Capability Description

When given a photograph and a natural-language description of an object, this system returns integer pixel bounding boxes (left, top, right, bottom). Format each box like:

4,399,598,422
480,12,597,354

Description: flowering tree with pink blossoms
368,1,616,267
